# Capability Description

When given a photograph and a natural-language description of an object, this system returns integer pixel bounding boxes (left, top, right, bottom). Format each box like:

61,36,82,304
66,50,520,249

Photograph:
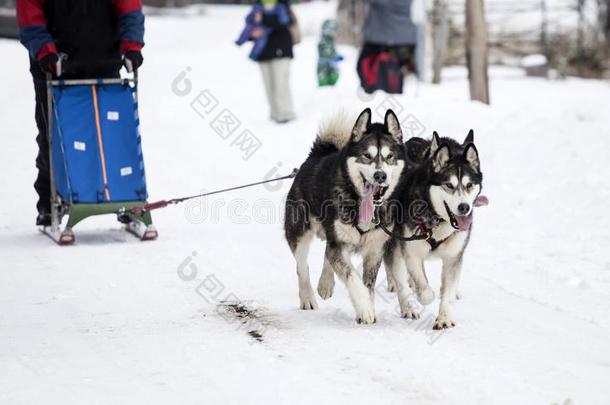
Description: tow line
130,168,299,214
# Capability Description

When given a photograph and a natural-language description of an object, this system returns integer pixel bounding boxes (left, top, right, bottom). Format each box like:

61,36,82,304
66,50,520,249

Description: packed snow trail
1,3,610,404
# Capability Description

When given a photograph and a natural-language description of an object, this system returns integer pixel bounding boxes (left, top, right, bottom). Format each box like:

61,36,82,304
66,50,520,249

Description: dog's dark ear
384,109,403,143
432,144,451,172
464,143,480,172
430,131,441,155
351,108,371,143
463,129,474,145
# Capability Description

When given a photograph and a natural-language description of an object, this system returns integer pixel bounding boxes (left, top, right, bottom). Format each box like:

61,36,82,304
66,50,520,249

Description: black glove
124,51,143,72
39,53,59,75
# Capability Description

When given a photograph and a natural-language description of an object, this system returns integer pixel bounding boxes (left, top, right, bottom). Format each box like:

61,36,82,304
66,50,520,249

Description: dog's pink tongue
455,213,473,231
474,195,489,207
359,185,376,223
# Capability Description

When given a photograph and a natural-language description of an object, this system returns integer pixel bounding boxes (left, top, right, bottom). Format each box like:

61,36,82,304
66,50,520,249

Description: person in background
17,0,145,226
357,0,417,93
317,19,343,87
235,0,289,61
238,0,296,124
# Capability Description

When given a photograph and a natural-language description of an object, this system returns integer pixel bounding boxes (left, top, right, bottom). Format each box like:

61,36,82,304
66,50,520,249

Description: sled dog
284,108,412,324
384,130,487,329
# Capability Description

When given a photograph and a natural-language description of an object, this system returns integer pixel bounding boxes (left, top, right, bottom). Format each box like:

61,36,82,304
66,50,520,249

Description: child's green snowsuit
317,20,341,86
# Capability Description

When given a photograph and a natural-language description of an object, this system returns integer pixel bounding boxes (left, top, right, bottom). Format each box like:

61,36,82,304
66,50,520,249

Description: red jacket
17,0,144,61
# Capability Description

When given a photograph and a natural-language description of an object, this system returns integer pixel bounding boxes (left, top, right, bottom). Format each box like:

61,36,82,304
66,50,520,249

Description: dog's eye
386,154,394,160
363,153,372,160
466,183,473,190
445,183,454,190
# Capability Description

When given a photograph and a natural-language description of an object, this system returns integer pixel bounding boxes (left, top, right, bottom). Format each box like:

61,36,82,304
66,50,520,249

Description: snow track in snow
1,3,610,404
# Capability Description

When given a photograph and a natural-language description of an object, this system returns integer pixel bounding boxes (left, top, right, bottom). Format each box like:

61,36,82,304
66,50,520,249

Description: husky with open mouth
383,130,488,329
284,108,408,324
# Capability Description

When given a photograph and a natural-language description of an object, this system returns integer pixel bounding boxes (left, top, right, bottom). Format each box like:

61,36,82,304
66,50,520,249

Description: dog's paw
317,277,335,300
418,287,435,305
299,291,318,310
387,277,397,293
356,313,376,325
400,306,421,320
355,307,376,325
432,315,456,330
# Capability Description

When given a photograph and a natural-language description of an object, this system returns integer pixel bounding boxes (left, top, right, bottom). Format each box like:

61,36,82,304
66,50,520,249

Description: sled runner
41,64,157,245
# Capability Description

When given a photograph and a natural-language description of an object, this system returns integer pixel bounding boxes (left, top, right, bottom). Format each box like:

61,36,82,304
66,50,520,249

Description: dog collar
417,221,455,251
355,224,373,235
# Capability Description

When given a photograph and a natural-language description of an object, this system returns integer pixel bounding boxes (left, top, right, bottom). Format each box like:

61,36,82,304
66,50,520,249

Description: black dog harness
354,206,433,243
361,206,457,249
415,221,455,250
353,205,456,249
380,220,456,250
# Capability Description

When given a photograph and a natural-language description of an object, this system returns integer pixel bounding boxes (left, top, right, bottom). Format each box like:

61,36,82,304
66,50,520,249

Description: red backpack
358,51,403,94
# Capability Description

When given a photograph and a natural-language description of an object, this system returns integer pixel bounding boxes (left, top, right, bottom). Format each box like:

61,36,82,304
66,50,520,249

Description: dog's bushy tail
309,111,353,158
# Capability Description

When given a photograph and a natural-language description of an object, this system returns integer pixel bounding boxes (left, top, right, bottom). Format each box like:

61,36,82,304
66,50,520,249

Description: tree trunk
465,0,490,104
336,0,367,46
541,0,549,62
432,0,449,84
604,0,610,50
606,0,610,58
577,0,586,76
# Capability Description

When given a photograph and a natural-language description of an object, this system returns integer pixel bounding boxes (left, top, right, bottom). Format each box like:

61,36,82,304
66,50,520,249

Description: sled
42,66,157,245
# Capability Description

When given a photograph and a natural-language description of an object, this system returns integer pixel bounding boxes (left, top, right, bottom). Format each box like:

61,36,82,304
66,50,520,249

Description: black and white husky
284,108,407,324
384,131,487,329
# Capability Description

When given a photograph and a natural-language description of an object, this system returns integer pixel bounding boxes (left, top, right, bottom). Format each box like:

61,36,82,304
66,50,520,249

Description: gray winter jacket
362,0,417,45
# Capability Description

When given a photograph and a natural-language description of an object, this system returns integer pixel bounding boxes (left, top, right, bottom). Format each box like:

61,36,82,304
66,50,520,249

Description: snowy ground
1,3,610,404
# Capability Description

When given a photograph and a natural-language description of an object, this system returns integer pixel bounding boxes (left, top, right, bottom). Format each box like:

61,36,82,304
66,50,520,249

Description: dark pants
31,62,51,214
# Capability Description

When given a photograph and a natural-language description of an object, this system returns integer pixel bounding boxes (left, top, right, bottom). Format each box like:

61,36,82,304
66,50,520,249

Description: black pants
32,63,51,214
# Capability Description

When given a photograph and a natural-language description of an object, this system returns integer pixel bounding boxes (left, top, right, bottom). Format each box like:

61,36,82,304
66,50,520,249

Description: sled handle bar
46,58,138,87
62,58,125,72
48,77,136,86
